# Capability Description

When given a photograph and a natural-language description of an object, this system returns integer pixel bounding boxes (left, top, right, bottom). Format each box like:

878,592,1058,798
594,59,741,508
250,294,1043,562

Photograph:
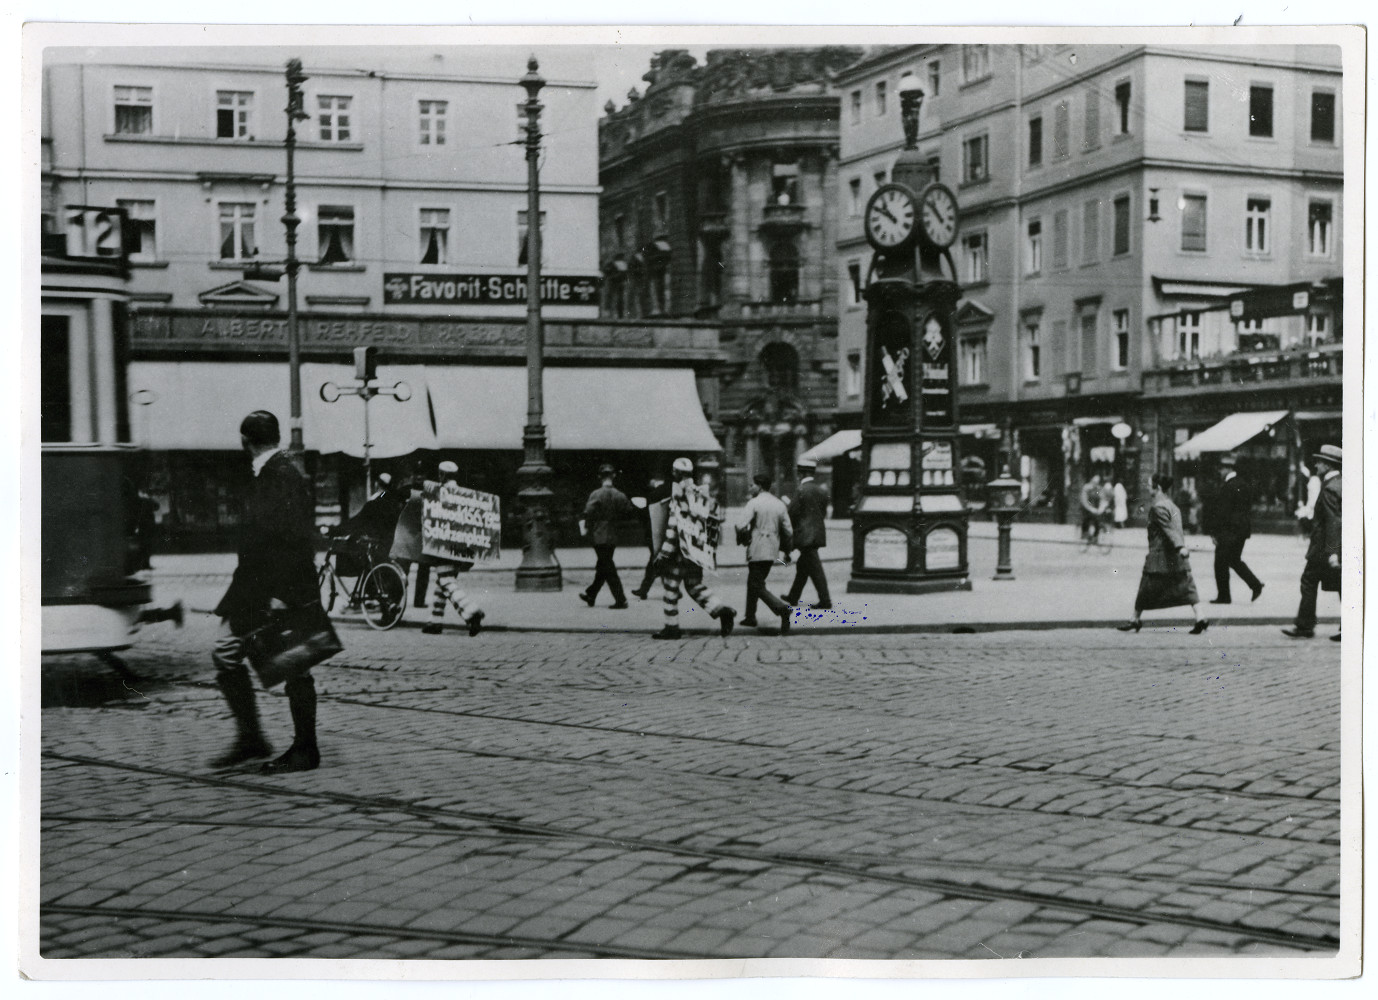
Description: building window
1053,99,1070,160
962,134,989,184
1180,193,1207,252
962,45,991,84
874,80,887,116
962,231,988,285
517,209,546,266
1112,309,1129,369
1114,80,1131,134
1028,115,1043,168
845,352,862,397
1177,311,1201,360
419,100,447,145
613,213,627,249
926,153,941,182
927,60,941,97
1244,197,1271,253
1079,306,1099,375
316,205,355,264
1112,195,1130,256
653,191,669,232
1025,219,1042,274
217,203,256,260
847,261,864,306
960,336,987,385
873,169,887,191
113,85,153,135
1023,318,1041,380
117,199,157,260
1249,85,1274,138
216,91,253,139
771,163,799,206
1184,79,1209,132
848,178,862,217
1083,87,1100,151
1082,199,1100,265
1311,90,1336,143
850,89,862,125
768,237,800,304
317,95,352,142
1052,209,1069,270
1307,313,1329,345
1307,201,1333,257
419,208,449,264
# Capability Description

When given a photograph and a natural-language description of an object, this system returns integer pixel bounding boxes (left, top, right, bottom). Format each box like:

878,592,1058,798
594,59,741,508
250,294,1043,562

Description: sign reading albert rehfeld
420,481,502,563
385,273,600,306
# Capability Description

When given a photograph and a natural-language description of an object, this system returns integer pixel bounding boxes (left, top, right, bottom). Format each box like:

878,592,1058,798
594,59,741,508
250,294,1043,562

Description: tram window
41,315,72,442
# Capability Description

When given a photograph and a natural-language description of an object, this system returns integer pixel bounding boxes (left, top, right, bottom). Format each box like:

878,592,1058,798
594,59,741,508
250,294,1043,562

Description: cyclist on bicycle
1080,474,1110,543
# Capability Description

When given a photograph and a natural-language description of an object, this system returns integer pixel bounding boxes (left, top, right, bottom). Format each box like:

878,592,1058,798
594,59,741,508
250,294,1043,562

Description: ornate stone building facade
599,47,863,503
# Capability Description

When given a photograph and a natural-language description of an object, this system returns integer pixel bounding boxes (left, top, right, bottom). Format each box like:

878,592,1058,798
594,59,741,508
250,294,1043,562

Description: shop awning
423,366,720,452
128,362,719,455
127,361,437,456
1173,410,1290,459
801,429,862,463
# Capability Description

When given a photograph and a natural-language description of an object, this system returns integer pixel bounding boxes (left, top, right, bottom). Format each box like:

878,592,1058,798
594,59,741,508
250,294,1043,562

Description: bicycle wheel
360,561,407,631
318,560,338,614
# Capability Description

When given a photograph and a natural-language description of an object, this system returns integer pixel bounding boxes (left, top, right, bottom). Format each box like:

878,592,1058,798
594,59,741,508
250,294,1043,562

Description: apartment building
41,46,723,548
834,43,1343,528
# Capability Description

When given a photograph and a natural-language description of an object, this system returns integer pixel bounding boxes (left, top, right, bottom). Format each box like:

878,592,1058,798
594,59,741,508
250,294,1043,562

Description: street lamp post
283,58,309,456
514,55,561,591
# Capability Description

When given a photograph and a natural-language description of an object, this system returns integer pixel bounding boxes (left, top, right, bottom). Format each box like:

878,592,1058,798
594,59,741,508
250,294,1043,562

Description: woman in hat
1117,473,1208,634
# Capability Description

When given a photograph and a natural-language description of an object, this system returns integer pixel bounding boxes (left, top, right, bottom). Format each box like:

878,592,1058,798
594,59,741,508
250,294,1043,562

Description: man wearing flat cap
210,410,324,774
1283,444,1343,640
1202,452,1264,605
579,463,635,609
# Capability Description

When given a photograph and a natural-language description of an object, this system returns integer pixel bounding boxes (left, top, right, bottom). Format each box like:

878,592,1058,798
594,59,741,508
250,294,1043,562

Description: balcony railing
759,203,809,231
1143,342,1342,394
698,210,730,237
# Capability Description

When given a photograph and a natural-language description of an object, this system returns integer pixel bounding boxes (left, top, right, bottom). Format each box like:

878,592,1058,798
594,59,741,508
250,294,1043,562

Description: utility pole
284,58,308,455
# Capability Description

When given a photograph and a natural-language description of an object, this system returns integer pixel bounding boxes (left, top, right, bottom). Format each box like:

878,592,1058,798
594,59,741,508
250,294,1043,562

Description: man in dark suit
210,411,323,774
781,458,833,609
1203,453,1264,604
579,464,635,609
1283,445,1342,640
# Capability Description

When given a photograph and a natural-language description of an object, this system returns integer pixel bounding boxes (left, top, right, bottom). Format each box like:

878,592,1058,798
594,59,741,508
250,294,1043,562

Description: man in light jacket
739,474,794,634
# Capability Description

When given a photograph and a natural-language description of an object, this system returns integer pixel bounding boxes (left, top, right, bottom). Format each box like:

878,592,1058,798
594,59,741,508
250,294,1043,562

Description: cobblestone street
33,610,1345,967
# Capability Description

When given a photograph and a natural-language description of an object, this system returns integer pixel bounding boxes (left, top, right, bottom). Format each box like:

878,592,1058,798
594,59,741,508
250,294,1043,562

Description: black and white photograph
14,11,1365,989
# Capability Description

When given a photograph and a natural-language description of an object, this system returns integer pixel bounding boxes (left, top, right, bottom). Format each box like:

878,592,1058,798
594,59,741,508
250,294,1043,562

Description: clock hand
879,204,899,224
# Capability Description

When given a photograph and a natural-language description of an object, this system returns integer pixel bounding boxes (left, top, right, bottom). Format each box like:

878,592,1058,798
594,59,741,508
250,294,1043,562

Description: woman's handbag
243,601,343,689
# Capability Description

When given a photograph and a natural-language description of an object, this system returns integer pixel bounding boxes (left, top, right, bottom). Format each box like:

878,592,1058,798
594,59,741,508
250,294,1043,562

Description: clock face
919,182,959,248
865,184,918,250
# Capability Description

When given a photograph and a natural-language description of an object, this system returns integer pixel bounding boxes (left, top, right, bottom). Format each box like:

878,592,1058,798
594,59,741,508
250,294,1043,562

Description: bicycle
317,533,408,630
1079,515,1114,555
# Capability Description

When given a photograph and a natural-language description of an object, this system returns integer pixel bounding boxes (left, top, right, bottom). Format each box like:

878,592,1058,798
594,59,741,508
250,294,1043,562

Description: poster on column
420,481,502,563
919,312,955,428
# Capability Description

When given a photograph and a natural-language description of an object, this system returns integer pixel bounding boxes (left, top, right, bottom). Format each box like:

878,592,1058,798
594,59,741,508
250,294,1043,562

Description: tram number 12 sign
62,205,127,263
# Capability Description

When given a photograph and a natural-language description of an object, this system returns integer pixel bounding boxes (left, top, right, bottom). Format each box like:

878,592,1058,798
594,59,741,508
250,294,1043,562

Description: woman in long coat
1118,473,1208,634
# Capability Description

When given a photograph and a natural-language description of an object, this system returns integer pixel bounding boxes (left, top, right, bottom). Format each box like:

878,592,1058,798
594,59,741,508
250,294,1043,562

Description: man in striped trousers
421,461,485,637
652,458,735,640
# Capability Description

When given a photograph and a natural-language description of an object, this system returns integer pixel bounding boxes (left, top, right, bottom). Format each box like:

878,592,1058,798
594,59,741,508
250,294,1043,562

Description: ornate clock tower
848,73,972,594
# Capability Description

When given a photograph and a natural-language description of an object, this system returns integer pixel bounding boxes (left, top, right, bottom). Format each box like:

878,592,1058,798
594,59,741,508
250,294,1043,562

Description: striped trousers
430,564,481,625
661,558,724,625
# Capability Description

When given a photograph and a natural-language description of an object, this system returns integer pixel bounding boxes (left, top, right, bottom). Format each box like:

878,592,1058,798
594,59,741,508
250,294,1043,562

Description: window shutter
1054,101,1069,158
1052,210,1068,269
1082,199,1099,264
1184,80,1209,131
1113,196,1130,255
1080,312,1098,374
1083,88,1100,150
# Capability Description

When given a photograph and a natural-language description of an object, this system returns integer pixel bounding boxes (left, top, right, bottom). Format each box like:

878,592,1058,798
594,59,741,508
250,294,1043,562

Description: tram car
40,205,155,655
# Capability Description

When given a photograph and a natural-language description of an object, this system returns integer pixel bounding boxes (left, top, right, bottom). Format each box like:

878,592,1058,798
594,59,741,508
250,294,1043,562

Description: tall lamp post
243,59,309,457
514,55,561,591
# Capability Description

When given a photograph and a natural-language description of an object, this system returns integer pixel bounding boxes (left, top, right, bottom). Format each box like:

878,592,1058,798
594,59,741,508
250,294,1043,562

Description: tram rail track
41,752,1340,954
